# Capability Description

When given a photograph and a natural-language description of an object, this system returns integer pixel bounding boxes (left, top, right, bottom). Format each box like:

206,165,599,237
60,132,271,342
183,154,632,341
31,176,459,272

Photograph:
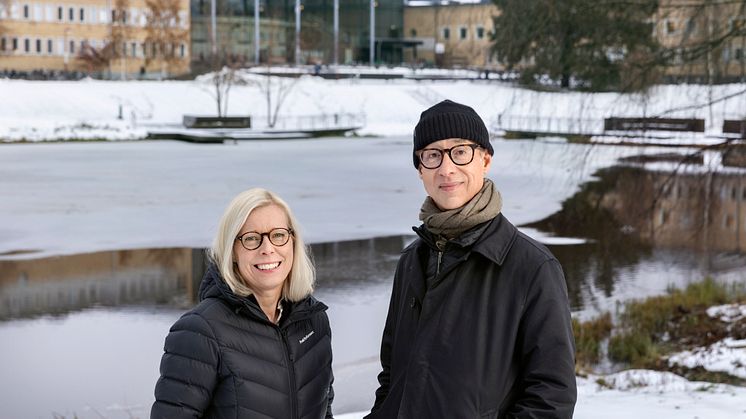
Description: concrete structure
0,0,191,78
403,0,500,69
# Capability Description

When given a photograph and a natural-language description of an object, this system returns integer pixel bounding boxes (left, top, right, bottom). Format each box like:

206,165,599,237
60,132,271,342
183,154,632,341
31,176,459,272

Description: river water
1,138,744,418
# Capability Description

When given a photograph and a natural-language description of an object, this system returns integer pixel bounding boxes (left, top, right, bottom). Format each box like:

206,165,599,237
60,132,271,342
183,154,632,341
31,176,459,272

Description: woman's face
233,204,294,297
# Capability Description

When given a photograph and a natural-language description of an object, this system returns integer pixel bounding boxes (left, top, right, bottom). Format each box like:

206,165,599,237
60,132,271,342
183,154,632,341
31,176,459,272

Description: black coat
367,214,576,419
151,265,334,419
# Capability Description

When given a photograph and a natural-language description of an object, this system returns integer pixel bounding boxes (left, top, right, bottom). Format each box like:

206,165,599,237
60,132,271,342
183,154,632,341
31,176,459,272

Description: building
191,0,406,68
652,0,746,82
403,0,500,69
0,0,191,78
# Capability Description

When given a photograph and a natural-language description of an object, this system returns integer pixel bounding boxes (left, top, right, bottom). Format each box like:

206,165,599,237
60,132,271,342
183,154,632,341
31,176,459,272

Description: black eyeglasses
417,143,481,169
236,228,294,251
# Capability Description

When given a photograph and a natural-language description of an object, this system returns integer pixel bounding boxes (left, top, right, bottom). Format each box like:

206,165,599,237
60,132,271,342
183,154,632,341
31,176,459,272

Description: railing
492,114,604,136
257,112,366,131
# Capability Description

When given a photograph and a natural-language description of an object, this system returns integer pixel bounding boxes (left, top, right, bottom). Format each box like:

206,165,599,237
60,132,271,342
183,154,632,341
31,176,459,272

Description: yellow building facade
644,0,745,82
403,1,501,69
0,0,190,77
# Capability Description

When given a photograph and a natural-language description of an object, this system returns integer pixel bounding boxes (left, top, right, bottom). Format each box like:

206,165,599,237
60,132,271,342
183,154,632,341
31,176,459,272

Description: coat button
409,297,416,308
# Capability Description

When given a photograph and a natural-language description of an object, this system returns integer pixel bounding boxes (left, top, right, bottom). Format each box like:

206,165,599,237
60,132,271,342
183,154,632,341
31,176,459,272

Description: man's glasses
236,228,294,251
417,143,481,169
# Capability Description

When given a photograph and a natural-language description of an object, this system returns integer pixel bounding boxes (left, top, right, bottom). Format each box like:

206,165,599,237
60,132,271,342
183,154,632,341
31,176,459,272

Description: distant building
191,0,407,68
0,0,191,78
652,0,746,82
403,0,500,69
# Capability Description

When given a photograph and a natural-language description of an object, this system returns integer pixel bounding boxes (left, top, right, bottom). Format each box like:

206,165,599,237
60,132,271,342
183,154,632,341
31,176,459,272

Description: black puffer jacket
367,214,576,419
151,265,334,419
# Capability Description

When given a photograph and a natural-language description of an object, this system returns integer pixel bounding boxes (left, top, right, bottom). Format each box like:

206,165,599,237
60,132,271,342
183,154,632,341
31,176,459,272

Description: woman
152,188,334,419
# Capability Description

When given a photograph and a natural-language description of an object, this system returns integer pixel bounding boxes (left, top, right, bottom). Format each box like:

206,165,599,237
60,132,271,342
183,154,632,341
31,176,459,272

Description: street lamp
370,0,376,66
295,0,301,65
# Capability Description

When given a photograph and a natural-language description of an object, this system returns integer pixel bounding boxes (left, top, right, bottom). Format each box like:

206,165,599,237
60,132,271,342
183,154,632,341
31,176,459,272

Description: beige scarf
419,178,502,239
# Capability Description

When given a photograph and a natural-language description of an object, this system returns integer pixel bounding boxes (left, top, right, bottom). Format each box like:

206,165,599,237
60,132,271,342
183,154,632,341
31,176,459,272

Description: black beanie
413,99,493,169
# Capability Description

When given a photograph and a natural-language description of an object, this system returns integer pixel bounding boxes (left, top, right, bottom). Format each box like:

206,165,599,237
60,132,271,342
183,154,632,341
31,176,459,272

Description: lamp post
295,0,301,65
369,0,375,66
254,0,260,64
210,0,217,57
333,0,338,65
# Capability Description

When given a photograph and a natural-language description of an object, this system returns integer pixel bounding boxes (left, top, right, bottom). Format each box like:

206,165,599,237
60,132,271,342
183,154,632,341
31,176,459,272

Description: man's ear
418,166,423,179
483,152,492,172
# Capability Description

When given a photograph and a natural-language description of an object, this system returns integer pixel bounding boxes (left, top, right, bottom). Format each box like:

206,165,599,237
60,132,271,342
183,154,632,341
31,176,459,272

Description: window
736,48,744,61
12,38,18,51
665,19,676,34
47,39,53,54
69,40,75,53
459,27,467,40
685,18,696,35
36,38,41,53
0,38,4,52
24,38,30,53
58,6,63,21
68,7,74,21
476,26,485,39
410,28,417,37
131,42,137,57
442,27,450,40
23,4,29,19
79,8,84,22
180,44,185,57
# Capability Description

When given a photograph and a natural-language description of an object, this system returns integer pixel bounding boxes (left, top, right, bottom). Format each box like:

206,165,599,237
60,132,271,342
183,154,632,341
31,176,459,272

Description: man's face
417,138,492,210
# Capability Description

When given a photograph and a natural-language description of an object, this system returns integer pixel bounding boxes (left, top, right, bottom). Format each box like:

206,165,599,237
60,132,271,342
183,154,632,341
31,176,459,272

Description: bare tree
200,65,245,117
108,0,133,79
143,0,189,79
257,71,299,128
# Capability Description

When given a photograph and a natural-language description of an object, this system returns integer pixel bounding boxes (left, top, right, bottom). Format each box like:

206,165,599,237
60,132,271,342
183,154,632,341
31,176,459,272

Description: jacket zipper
279,328,298,419
436,250,443,277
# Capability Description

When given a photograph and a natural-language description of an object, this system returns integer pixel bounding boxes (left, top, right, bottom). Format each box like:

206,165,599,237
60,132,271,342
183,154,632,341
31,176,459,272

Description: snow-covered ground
2,75,746,417
1,72,745,141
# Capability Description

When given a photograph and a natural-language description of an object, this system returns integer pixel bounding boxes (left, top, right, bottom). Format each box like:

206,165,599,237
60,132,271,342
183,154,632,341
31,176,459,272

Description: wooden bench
723,119,746,139
183,116,251,129
604,117,705,132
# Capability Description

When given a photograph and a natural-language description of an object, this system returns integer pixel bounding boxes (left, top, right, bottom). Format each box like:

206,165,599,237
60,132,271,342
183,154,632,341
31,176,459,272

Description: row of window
409,25,487,41
0,2,187,28
660,16,746,37
0,36,188,59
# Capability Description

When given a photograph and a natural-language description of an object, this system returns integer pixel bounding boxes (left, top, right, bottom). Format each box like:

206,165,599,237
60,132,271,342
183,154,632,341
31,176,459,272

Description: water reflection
0,248,196,320
531,154,746,314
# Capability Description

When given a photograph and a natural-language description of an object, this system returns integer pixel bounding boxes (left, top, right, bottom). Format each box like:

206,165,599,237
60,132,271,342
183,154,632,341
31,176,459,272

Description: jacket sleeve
368,260,404,414
326,315,335,419
507,259,577,418
151,312,220,419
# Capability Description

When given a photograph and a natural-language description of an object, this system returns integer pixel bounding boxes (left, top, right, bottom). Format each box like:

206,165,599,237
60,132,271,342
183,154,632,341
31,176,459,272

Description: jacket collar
412,213,517,266
198,263,327,325
470,213,518,266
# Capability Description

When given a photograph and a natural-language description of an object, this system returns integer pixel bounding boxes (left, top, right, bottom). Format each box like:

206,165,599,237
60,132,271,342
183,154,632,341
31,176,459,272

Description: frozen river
2,137,745,418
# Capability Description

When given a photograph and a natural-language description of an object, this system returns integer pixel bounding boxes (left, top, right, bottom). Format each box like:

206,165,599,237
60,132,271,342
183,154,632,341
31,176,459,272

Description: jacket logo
299,330,315,344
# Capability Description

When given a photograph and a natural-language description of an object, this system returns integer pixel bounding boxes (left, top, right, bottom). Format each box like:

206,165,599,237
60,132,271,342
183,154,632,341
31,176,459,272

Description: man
367,100,577,418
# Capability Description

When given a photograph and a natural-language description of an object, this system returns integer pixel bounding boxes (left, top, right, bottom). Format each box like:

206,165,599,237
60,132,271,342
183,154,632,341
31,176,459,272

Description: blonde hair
209,188,315,302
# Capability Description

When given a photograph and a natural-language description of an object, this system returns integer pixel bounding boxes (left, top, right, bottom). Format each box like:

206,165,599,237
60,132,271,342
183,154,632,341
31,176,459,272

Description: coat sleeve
151,312,220,419
368,260,404,415
326,314,335,419
506,259,577,418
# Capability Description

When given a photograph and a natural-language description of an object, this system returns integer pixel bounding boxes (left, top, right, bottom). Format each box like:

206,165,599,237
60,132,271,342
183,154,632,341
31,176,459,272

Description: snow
667,304,746,380
2,74,746,417
2,74,746,142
